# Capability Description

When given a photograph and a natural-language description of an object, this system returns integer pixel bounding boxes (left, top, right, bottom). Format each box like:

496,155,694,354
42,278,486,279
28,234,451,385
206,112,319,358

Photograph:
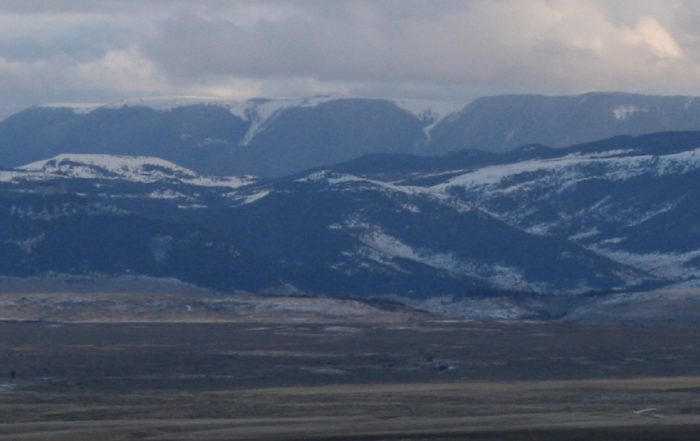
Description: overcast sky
2,0,700,117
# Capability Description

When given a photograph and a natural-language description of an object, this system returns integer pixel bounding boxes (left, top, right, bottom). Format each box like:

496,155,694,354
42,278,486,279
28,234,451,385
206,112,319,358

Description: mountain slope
235,99,428,176
430,92,700,154
213,170,645,297
0,149,652,296
0,98,447,176
17,153,255,188
328,132,700,284
0,193,274,291
4,93,700,177
0,105,250,175
3,129,700,297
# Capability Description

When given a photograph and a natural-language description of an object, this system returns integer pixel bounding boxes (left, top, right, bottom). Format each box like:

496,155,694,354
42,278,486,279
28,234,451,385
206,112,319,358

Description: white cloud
0,0,700,118
72,47,165,93
633,16,682,59
136,0,700,95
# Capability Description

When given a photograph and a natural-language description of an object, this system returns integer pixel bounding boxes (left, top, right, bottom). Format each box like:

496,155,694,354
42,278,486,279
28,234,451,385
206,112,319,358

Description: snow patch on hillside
665,279,700,289
613,105,648,120
239,96,336,145
18,154,255,188
297,170,466,210
591,247,700,279
389,99,467,138
21,154,197,180
104,96,222,110
148,189,192,201
344,220,550,293
242,190,271,204
0,170,53,184
185,175,256,189
415,296,534,320
435,148,700,193
39,102,102,114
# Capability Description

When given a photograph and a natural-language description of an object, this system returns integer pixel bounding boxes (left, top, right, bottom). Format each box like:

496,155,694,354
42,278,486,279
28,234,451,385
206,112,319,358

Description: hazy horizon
15,89,700,117
2,0,700,118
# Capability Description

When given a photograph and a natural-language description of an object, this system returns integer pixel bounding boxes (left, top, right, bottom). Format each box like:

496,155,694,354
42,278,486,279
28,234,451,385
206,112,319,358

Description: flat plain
0,294,700,440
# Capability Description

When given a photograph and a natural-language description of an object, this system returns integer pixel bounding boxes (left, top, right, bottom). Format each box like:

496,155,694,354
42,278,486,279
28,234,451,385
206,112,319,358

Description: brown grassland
0,293,699,440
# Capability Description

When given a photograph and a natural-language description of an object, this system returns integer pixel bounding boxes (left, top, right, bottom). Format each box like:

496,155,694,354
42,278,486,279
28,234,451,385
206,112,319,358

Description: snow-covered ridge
39,102,103,114
21,154,197,179
295,169,472,212
434,148,700,192
44,95,467,120
298,146,700,207
17,154,255,188
98,95,336,118
38,96,469,145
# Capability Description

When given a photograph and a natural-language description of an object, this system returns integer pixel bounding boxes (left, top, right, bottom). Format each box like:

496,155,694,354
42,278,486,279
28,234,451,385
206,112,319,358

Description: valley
0,316,699,440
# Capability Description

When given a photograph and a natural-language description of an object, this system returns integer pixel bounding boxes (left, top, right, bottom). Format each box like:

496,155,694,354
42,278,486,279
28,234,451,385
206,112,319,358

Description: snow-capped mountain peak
20,154,198,181
18,154,255,188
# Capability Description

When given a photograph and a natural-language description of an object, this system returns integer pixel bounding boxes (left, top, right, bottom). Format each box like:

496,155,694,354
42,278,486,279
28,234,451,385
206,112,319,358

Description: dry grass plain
2,378,700,440
0,294,699,440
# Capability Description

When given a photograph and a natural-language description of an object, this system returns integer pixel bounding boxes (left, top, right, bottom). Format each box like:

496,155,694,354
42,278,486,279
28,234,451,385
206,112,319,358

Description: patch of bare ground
0,292,425,324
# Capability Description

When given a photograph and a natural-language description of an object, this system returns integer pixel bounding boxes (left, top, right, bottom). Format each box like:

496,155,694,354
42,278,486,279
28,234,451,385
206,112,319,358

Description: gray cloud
2,0,700,117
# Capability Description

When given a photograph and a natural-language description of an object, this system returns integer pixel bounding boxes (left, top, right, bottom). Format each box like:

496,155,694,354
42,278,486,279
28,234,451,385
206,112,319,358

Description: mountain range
3,92,700,177
3,129,700,302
